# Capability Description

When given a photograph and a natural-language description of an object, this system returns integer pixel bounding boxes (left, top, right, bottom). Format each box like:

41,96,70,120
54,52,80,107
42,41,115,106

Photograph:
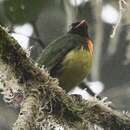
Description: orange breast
87,39,93,57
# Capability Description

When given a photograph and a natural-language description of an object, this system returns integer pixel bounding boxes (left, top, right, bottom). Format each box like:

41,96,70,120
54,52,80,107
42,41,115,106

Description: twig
79,82,98,97
8,25,46,49
110,0,128,38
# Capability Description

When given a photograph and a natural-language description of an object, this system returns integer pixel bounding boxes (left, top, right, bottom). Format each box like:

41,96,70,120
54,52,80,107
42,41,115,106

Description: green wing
37,33,84,72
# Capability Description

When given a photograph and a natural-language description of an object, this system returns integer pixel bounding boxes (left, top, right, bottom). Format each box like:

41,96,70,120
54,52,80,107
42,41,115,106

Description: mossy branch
0,25,130,130
13,91,40,130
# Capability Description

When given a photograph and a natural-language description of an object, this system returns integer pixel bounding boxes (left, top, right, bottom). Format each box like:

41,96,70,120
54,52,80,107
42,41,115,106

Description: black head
69,20,89,38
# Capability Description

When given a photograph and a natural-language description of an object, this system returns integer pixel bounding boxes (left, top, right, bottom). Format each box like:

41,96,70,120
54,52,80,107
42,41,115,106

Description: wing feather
37,33,84,73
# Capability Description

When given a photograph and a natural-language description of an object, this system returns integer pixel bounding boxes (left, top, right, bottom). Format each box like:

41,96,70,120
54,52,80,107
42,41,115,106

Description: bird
37,20,93,92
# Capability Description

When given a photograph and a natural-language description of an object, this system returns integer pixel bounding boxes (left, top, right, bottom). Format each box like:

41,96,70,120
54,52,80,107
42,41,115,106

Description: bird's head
69,20,93,56
69,20,88,38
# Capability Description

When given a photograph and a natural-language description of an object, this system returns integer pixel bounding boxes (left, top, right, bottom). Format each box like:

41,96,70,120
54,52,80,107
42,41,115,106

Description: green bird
38,20,93,91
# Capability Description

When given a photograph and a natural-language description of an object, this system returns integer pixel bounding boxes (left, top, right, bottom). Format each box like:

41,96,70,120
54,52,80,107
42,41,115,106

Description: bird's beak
87,39,93,57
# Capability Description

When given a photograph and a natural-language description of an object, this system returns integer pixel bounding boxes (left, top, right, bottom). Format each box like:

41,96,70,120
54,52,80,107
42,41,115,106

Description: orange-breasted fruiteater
38,20,93,91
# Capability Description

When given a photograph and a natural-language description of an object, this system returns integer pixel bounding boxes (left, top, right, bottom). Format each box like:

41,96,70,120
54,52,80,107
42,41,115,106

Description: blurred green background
0,0,130,129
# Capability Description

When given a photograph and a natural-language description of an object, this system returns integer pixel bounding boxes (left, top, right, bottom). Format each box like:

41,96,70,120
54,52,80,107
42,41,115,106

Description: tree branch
0,25,130,130
13,90,40,130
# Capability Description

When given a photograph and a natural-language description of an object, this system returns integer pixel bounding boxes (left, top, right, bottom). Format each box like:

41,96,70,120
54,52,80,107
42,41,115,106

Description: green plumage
38,33,85,71
37,33,92,91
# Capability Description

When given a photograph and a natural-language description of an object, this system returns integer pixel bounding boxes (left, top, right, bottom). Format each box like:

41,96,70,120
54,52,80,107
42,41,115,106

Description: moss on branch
0,25,130,130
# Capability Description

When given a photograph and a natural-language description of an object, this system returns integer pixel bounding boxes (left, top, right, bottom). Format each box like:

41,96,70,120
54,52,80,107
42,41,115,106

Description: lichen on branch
0,25,130,130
